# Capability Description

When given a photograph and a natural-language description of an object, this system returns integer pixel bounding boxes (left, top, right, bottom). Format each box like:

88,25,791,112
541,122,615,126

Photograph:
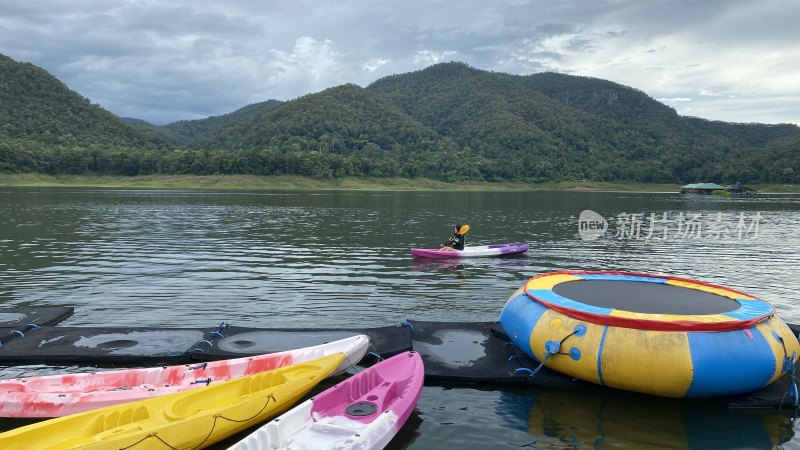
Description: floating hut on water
679,183,726,195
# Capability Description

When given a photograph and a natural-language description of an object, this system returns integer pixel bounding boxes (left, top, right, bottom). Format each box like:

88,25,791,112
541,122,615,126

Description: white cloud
267,36,343,90
699,89,733,97
509,20,800,125
362,58,389,72
0,0,797,125
414,50,459,66
658,98,692,103
678,94,800,125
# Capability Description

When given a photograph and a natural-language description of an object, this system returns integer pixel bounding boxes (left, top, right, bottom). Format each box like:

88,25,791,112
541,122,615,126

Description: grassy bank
0,173,795,192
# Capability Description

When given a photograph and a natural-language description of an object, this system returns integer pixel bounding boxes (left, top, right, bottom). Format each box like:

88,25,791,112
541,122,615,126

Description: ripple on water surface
1,189,799,449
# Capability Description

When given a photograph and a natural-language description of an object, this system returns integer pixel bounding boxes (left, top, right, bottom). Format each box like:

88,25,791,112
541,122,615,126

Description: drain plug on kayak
345,402,378,416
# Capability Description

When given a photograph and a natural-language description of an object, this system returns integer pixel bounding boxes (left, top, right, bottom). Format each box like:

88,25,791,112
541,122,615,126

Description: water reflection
389,384,797,449
410,255,531,272
503,387,795,449
411,259,467,272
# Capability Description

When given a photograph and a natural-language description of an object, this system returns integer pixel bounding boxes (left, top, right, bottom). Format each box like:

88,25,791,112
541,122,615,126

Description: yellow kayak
0,352,345,450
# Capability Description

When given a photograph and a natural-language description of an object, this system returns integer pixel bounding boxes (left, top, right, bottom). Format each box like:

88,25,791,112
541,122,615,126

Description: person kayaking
440,224,470,251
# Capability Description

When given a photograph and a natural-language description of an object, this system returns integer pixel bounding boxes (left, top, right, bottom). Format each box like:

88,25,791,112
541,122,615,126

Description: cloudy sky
1,0,798,125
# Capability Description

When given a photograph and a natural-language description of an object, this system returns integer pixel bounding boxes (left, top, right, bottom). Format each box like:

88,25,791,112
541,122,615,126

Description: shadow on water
502,386,795,450
377,384,797,450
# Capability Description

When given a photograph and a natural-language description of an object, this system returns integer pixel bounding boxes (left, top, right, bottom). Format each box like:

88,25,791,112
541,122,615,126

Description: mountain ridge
1,54,798,183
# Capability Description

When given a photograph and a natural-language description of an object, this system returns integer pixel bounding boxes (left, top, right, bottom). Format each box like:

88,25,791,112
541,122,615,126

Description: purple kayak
227,351,424,450
410,242,529,259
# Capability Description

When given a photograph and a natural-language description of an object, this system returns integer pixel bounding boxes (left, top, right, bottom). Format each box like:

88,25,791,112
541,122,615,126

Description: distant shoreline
0,173,796,193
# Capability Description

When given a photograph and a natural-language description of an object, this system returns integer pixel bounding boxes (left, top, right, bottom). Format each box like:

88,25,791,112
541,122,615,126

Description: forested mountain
182,84,464,178
122,100,284,148
163,100,283,147
1,53,798,183
368,63,655,180
0,54,158,148
517,71,685,129
194,84,439,151
367,62,800,182
0,53,174,173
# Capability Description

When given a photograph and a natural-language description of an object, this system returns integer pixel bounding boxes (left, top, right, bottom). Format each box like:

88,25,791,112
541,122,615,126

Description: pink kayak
0,334,369,418
228,351,424,450
411,242,528,259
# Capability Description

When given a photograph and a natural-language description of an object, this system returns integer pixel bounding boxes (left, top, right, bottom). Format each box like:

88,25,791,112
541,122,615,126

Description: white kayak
411,242,528,259
228,351,425,450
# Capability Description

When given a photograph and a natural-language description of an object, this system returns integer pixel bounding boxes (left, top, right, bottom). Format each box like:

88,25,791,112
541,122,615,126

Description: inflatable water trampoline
499,270,800,398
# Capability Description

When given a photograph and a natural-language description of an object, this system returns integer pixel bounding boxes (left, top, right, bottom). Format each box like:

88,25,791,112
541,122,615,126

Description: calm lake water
0,187,799,449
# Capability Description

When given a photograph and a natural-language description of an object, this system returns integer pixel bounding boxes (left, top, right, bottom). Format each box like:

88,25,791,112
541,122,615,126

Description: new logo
578,210,607,241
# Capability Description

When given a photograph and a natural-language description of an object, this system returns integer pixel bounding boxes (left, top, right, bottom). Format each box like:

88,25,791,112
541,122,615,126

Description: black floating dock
189,324,412,363
0,326,209,364
189,320,583,386
0,321,412,366
0,317,576,386
0,306,74,343
407,320,584,387
0,308,796,409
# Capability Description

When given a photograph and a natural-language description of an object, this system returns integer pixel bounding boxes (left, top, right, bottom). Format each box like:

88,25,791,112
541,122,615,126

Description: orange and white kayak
0,334,368,418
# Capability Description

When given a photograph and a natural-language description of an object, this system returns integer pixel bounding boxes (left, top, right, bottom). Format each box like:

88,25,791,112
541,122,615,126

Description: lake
0,187,799,449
